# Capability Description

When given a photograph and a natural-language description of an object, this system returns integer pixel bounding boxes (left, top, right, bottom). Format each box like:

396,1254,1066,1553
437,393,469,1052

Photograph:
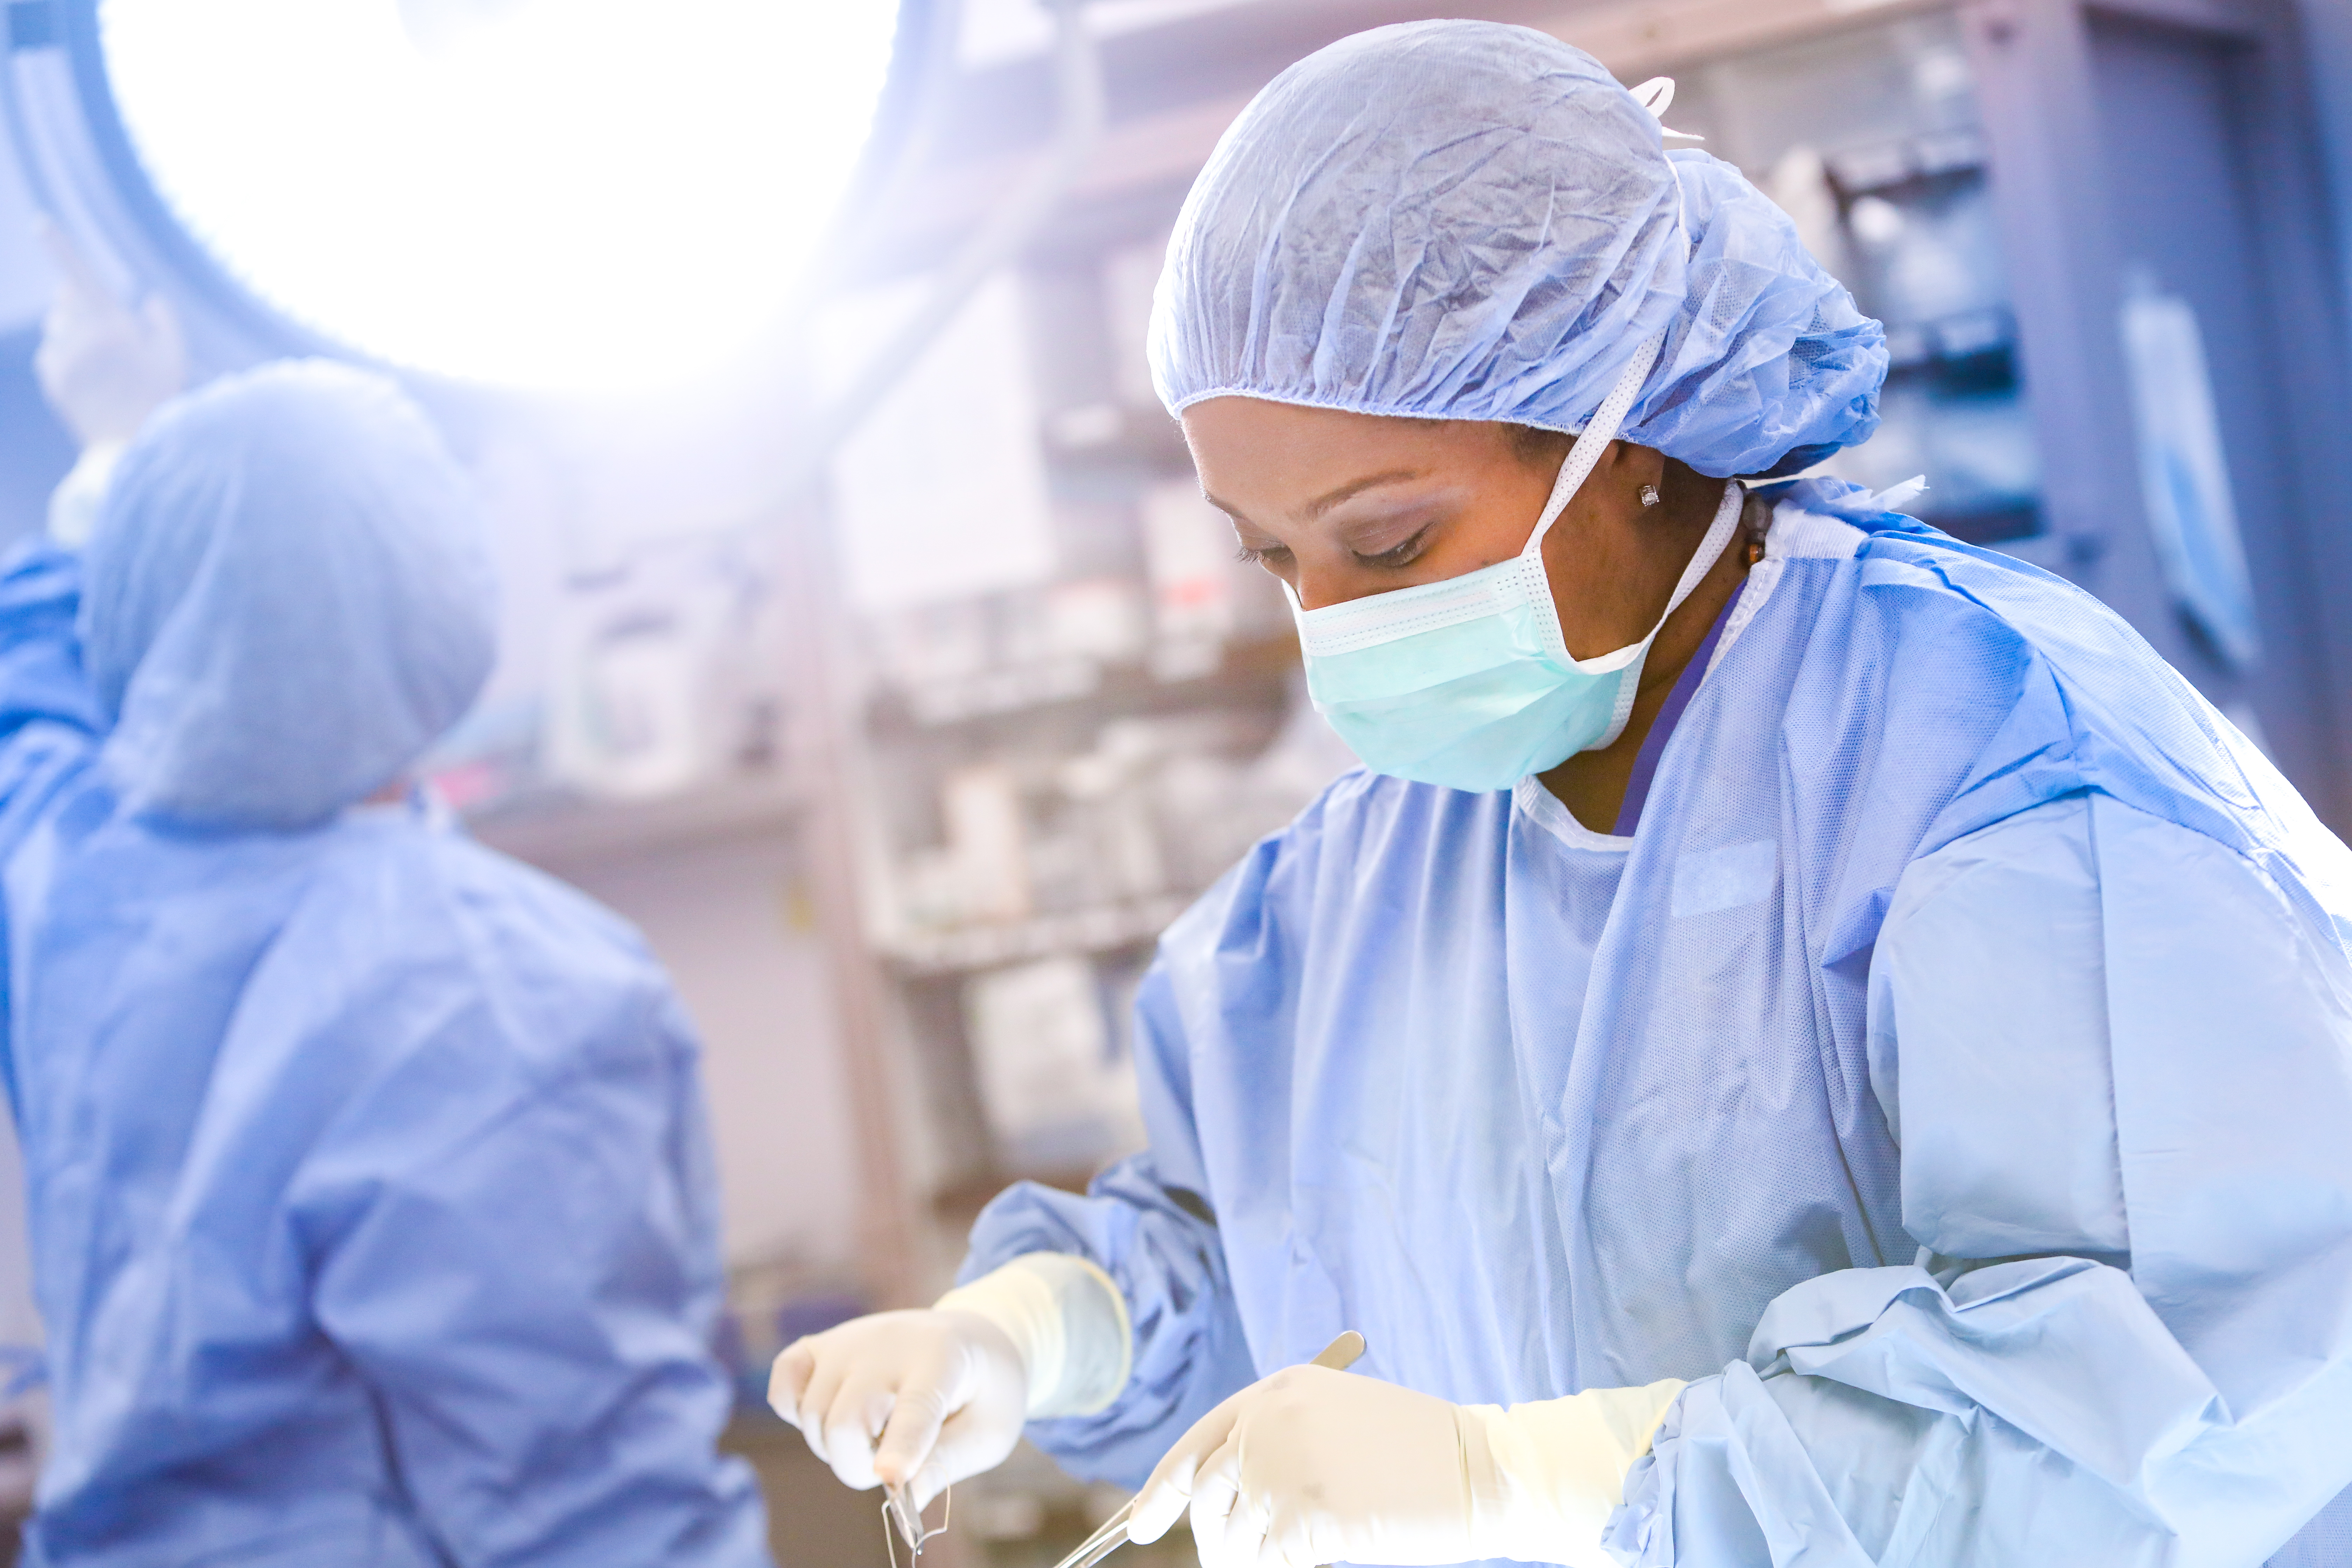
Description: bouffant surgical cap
1148,20,1888,478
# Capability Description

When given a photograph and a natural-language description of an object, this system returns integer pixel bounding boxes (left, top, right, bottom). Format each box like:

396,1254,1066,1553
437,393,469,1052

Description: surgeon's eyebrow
1202,468,1428,528
1301,468,1426,520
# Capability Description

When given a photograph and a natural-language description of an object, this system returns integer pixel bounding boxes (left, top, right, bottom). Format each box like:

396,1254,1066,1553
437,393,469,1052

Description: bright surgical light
97,0,901,391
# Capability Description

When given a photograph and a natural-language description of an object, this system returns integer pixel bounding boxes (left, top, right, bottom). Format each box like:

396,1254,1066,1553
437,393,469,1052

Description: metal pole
775,475,926,1308
779,0,1106,1311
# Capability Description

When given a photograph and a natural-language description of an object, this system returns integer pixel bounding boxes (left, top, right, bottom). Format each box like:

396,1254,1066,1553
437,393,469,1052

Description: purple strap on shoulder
1612,579,1744,837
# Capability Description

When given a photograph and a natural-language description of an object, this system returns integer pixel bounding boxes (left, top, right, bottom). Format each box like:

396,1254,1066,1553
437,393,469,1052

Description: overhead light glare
99,0,902,391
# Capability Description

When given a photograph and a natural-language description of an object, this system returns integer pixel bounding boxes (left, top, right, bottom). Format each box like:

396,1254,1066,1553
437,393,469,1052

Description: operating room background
0,0,2344,1563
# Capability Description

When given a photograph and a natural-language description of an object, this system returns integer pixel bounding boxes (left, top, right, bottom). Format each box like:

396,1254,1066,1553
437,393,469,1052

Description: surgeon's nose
1290,562,1415,614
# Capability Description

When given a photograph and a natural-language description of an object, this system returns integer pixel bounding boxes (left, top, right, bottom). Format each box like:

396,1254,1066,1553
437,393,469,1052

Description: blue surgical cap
82,360,496,831
1149,21,1888,478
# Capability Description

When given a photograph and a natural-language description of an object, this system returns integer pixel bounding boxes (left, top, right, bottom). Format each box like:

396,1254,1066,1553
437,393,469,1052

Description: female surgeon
775,21,2352,1568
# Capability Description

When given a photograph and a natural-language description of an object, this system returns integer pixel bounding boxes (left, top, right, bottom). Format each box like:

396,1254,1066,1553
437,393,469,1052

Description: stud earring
1638,484,1662,507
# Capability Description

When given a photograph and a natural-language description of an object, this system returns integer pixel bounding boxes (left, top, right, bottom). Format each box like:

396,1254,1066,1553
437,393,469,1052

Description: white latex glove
44,441,121,549
769,1253,1131,1508
33,218,186,448
1127,1365,1685,1568
770,1306,1029,1508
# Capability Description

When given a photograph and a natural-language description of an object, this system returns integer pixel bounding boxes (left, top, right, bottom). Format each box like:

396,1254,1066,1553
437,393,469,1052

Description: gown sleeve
0,539,100,791
960,861,1268,1490
0,539,103,1117
1609,792,2352,1567
307,987,772,1568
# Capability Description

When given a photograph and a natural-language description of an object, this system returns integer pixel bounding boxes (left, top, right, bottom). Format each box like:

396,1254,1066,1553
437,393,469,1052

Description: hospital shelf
926,1169,1102,1260
1038,400,1192,467
870,632,1300,732
887,654,1105,727
466,770,812,871
1824,128,1988,196
1881,305,2016,371
879,892,1194,977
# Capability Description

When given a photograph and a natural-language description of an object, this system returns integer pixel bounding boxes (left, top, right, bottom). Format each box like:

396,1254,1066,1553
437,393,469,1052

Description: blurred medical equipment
543,539,784,800
1658,19,2043,547
864,684,1350,1195
964,958,1143,1173
2119,267,2262,669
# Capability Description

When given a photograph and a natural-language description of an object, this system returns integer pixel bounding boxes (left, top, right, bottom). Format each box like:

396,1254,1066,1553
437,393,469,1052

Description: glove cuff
935,1253,1132,1419
47,441,124,550
1458,1379,1686,1567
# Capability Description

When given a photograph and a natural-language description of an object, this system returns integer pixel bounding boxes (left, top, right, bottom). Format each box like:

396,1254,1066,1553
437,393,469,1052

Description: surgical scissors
883,1478,948,1568
1045,1329,1366,1568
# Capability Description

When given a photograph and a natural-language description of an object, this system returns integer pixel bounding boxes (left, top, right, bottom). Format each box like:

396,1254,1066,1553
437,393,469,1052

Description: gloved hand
770,1306,1030,1507
1127,1364,1686,1568
33,217,186,448
770,1253,1131,1508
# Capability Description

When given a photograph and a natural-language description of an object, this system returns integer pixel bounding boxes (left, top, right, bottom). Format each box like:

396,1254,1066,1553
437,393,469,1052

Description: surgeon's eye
1235,541,1292,567
1352,524,1433,570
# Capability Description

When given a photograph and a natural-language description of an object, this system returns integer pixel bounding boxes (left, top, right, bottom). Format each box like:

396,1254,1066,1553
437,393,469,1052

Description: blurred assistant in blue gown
774,20,2352,1568
0,358,771,1567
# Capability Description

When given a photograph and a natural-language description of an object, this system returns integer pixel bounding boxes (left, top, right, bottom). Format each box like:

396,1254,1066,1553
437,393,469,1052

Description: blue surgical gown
0,542,771,1567
964,504,2352,1567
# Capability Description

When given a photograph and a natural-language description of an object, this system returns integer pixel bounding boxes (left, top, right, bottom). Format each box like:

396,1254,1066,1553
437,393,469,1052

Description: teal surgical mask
1295,334,1743,792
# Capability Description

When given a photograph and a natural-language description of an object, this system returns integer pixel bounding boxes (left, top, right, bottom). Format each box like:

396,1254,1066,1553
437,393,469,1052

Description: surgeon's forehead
1183,398,1484,464
1187,398,1509,482
1188,405,1535,547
